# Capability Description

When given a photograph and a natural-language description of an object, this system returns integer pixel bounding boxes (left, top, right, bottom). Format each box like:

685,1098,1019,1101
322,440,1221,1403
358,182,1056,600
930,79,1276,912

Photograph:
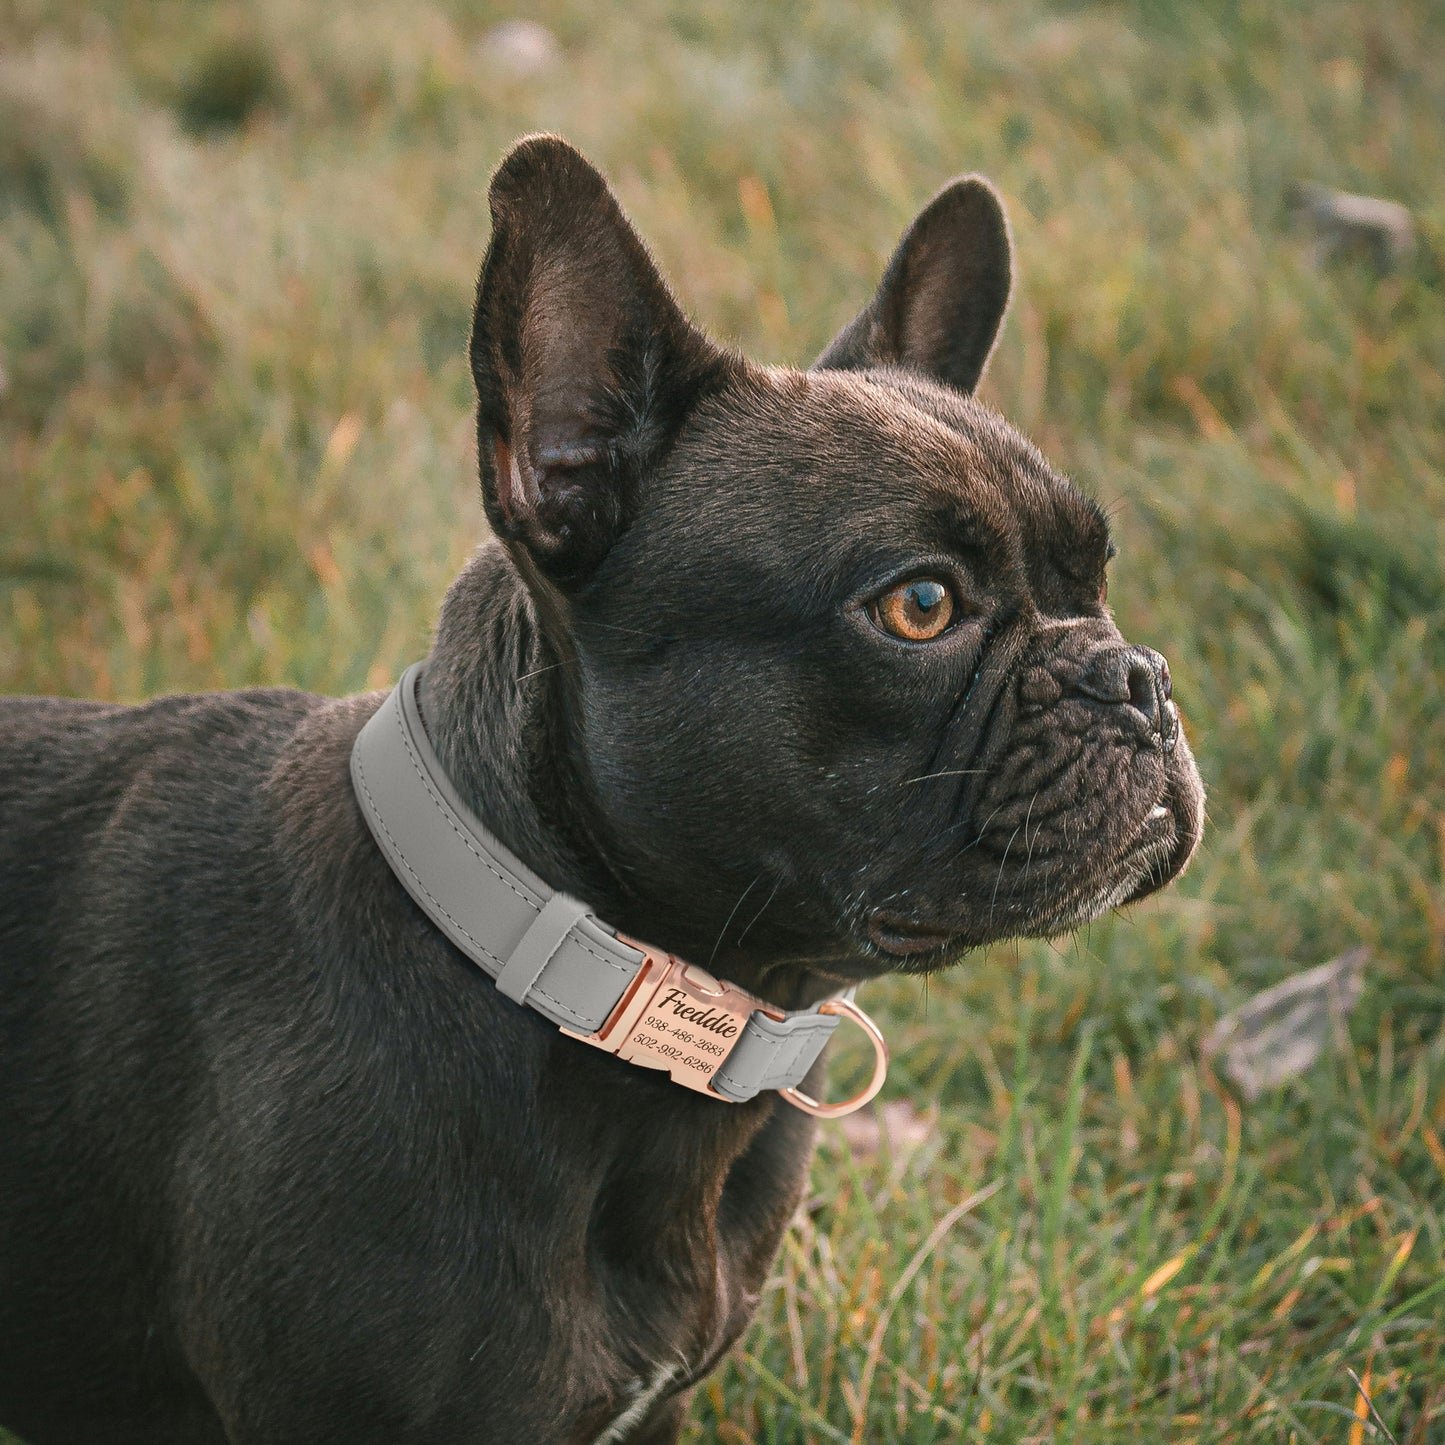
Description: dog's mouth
1117,790,1196,905
856,783,1198,968
864,914,962,959
1018,788,1190,927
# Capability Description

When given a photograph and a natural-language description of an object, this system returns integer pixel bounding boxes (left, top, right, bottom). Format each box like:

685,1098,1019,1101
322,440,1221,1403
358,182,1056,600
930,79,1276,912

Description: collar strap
350,664,887,1115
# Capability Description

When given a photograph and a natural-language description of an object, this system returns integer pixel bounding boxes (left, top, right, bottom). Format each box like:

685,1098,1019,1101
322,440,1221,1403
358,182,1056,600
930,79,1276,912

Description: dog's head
464,136,1204,985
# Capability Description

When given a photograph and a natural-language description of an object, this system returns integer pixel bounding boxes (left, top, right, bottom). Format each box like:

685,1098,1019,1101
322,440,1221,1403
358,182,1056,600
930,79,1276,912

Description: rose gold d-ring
779,997,889,1119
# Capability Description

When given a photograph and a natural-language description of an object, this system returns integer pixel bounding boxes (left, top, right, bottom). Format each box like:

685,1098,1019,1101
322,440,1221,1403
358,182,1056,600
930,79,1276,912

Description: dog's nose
1075,645,1176,750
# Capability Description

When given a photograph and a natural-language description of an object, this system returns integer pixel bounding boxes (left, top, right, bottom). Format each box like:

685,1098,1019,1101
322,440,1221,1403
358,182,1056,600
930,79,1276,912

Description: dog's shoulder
0,688,370,967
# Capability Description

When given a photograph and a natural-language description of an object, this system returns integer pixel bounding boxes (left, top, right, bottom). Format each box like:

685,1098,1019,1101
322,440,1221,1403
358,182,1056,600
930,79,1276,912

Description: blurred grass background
2,0,1443,1440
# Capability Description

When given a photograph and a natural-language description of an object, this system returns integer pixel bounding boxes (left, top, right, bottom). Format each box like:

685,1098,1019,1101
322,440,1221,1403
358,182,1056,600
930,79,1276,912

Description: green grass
2,0,1443,1439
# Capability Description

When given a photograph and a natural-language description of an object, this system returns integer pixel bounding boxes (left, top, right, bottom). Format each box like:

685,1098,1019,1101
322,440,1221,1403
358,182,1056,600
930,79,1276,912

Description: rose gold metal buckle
561,937,767,1099
778,997,889,1119
562,939,889,1116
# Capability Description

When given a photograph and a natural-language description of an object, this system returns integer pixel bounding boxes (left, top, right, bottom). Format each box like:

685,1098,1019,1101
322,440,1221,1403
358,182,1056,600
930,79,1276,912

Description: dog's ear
471,135,729,586
814,177,1012,395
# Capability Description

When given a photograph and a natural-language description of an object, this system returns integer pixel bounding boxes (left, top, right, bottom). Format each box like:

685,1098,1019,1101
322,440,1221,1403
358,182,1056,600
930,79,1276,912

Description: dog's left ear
471,135,730,587
814,176,1012,395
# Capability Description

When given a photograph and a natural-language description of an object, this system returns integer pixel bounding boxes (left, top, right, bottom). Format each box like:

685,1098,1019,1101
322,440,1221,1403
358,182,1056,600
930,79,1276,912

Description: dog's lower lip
866,916,958,957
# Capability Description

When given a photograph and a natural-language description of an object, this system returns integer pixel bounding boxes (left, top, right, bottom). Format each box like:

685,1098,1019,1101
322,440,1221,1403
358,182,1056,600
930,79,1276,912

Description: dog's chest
540,1103,802,1443
555,1225,746,1443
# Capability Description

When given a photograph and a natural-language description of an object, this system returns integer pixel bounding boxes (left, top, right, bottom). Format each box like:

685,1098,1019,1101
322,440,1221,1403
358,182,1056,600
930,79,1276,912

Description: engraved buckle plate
562,937,889,1115
561,938,769,1098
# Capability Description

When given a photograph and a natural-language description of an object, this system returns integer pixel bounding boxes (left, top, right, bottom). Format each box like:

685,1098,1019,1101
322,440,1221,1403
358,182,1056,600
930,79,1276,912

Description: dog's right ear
471,136,730,588
814,176,1012,395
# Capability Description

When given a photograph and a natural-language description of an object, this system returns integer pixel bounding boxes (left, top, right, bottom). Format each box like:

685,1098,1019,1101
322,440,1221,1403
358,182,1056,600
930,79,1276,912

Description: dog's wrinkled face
470,137,1204,983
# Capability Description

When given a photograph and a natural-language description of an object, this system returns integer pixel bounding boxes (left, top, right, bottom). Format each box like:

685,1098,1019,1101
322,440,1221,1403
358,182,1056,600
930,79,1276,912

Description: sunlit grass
2,0,1442,1439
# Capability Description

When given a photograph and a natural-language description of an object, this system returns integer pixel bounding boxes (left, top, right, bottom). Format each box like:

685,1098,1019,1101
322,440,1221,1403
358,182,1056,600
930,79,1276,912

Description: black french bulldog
0,136,1203,1444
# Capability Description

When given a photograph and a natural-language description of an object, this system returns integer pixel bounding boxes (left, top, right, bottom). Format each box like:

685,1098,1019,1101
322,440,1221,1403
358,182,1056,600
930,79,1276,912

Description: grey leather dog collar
350,664,888,1113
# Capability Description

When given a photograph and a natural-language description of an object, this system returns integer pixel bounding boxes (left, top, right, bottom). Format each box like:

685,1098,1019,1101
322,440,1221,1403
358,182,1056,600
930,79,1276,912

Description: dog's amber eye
870,578,956,642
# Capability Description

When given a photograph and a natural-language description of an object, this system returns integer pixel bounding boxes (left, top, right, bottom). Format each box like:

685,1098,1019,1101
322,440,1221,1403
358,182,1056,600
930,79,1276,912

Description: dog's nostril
1075,645,1172,743
1126,657,1160,725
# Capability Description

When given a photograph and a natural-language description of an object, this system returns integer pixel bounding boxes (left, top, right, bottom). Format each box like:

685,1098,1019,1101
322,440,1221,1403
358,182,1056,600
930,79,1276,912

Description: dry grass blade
848,1180,1002,1444
1346,1366,1399,1445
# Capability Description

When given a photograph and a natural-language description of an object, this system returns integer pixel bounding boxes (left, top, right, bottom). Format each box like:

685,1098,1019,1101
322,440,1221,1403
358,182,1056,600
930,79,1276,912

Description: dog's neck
416,544,815,1295
417,541,629,921
416,539,841,1014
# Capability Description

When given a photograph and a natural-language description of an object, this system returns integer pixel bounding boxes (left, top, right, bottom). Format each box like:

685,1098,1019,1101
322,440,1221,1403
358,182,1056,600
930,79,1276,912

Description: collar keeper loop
496,892,590,1005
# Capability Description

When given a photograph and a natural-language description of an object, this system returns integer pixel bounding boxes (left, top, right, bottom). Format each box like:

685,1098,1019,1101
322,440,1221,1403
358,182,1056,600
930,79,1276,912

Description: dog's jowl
0,137,1204,1445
